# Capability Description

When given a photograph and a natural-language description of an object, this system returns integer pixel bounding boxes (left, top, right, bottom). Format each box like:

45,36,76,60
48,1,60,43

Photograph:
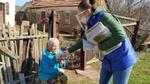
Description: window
64,11,70,24
0,4,3,10
6,2,9,15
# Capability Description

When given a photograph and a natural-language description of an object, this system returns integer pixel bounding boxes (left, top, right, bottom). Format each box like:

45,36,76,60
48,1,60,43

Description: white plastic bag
82,39,98,51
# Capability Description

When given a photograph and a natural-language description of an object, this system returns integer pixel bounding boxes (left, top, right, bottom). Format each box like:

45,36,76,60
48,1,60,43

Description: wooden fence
116,15,139,48
0,23,48,84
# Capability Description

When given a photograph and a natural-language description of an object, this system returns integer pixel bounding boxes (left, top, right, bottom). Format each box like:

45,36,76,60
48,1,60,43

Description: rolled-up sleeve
98,13,126,50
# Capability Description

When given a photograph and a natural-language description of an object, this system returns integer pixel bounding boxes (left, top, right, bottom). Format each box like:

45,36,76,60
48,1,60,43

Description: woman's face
49,42,60,53
79,9,92,25
87,8,92,16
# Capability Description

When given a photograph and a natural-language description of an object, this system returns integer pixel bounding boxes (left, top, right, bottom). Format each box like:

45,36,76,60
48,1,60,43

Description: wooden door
48,10,60,38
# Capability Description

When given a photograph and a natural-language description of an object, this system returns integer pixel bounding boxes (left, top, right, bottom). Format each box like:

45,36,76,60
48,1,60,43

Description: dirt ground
65,65,100,84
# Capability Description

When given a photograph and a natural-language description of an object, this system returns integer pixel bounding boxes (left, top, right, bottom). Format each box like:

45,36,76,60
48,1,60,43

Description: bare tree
108,0,150,49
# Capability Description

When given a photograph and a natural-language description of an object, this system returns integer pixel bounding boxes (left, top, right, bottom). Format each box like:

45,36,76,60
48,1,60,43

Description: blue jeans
99,66,133,84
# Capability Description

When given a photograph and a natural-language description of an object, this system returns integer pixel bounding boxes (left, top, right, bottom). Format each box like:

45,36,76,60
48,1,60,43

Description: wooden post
0,54,4,84
19,73,26,84
2,25,14,84
0,69,4,84
0,26,9,83
38,32,43,61
48,10,59,38
8,26,19,80
53,10,59,38
34,24,40,65
131,21,140,49
19,24,24,72
42,24,46,51
80,29,85,70
29,24,35,75
48,10,53,38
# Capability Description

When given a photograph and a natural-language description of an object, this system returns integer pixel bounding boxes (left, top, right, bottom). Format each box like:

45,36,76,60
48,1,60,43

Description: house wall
0,0,15,27
0,3,4,27
27,0,108,33
28,6,79,34
58,9,78,34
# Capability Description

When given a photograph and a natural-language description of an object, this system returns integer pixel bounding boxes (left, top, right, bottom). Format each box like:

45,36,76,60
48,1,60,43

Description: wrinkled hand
62,50,70,58
57,50,70,63
57,55,63,63
59,68,65,73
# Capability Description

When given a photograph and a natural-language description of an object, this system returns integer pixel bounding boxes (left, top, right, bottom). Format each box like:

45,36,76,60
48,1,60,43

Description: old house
25,0,108,33
0,0,15,27
24,0,80,34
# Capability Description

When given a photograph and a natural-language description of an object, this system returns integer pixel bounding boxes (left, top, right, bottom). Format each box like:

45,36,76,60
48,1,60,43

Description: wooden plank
43,24,46,50
34,24,40,66
124,26,134,35
0,64,4,69
2,26,14,84
0,27,4,84
19,73,26,84
43,24,46,35
48,11,53,38
0,62,4,65
14,41,20,72
29,24,36,73
139,29,150,34
14,74,34,84
42,24,46,51
19,23,24,72
0,69,4,84
0,46,19,60
139,34,149,45
14,41,18,56
115,15,137,21
0,35,48,41
14,40,20,75
25,37,31,60
80,29,85,70
8,25,19,80
0,51,9,84
29,24,37,73
122,22,137,27
0,25,8,84
39,33,43,61
32,24,36,66
142,41,150,45
53,10,57,38
131,21,140,48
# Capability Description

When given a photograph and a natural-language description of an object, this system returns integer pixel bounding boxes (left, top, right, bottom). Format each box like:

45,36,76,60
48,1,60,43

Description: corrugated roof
26,1,80,9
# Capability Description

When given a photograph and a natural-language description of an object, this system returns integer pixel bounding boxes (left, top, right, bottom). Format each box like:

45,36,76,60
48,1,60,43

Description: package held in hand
85,22,112,44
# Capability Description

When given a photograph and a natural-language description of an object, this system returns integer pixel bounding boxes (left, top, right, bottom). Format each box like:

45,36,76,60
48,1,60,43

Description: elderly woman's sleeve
98,13,126,51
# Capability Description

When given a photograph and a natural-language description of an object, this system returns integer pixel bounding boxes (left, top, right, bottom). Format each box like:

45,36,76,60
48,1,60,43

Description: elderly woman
39,38,67,84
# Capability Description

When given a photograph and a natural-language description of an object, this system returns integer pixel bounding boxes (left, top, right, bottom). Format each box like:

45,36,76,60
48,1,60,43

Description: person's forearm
68,38,82,53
